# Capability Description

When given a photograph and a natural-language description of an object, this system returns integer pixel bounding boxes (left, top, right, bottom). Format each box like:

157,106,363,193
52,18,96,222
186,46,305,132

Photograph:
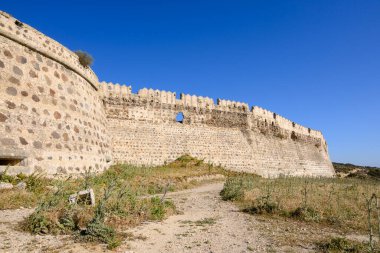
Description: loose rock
0,182,13,190
16,181,26,190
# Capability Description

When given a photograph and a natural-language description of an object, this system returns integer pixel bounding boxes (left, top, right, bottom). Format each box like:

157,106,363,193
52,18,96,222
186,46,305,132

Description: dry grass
222,176,380,232
221,175,380,251
0,155,228,211
0,190,38,209
0,155,228,249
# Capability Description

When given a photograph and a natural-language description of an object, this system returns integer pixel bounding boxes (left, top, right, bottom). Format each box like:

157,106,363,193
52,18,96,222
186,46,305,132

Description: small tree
74,50,93,67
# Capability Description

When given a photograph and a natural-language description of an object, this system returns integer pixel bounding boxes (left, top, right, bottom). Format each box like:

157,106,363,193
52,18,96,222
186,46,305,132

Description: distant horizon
2,0,379,166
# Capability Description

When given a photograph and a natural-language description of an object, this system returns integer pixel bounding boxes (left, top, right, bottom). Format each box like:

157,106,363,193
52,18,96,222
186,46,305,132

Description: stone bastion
0,12,335,177
0,12,111,176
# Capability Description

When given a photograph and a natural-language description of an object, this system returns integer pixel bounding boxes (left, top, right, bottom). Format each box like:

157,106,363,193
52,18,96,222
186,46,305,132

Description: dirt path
125,182,267,252
0,182,269,253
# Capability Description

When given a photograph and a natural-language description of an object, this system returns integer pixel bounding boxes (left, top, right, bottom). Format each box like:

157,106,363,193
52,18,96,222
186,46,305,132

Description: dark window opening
0,158,23,166
308,128,311,134
292,122,295,127
291,131,297,141
273,113,277,119
176,112,184,123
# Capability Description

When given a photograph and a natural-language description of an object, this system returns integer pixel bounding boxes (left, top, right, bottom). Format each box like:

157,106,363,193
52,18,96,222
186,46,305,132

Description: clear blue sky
2,1,379,166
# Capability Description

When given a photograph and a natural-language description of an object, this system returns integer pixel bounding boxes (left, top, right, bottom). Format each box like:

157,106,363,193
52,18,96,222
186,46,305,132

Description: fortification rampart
0,12,334,178
101,82,334,177
100,82,326,142
0,12,111,176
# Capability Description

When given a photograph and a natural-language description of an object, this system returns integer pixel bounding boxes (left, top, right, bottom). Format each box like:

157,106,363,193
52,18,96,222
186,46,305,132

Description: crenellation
180,93,215,109
217,99,249,112
99,81,132,99
137,88,176,105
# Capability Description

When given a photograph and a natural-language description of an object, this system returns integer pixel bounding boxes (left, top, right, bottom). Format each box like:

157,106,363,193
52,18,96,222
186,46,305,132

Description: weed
194,217,216,226
74,50,93,67
316,237,368,253
243,196,278,215
220,176,255,201
79,221,120,249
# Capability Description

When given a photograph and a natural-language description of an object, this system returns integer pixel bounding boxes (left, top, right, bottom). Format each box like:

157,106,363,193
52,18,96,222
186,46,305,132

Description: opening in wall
0,157,23,166
291,131,297,141
176,112,184,123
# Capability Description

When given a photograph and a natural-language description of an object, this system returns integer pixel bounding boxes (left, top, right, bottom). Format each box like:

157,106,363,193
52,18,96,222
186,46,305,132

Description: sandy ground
126,182,268,253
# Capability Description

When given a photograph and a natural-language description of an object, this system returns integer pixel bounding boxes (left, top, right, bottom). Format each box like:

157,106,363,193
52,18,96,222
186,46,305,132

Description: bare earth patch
126,182,268,252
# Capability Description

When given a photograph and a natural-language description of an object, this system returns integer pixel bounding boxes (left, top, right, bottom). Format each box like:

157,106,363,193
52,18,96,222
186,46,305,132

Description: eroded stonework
101,84,335,177
0,11,335,177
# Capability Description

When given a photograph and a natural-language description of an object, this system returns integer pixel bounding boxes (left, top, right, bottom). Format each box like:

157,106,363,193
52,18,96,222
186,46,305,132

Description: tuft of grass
242,196,279,215
220,175,257,201
79,221,121,249
74,50,93,67
194,217,216,226
316,237,369,253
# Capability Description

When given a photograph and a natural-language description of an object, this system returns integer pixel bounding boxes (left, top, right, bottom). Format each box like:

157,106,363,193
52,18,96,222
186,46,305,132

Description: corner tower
0,12,111,176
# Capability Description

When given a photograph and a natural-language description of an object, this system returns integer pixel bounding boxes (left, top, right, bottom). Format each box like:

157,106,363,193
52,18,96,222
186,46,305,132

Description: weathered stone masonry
101,83,335,177
0,12,111,176
0,12,335,177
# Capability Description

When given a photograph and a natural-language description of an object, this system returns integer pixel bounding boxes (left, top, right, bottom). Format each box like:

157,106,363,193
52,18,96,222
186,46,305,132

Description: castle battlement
251,106,323,140
101,83,324,140
100,81,132,98
216,99,249,112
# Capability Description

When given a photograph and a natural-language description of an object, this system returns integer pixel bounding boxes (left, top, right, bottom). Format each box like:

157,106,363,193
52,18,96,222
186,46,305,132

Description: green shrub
243,196,278,215
316,237,367,253
25,173,46,193
220,176,255,201
80,221,120,249
149,197,165,220
74,50,93,67
288,206,321,222
23,211,55,234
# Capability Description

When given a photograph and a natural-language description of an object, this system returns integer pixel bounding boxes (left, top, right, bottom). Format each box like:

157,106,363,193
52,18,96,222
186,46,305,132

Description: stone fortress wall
0,12,111,176
101,82,335,177
0,11,335,177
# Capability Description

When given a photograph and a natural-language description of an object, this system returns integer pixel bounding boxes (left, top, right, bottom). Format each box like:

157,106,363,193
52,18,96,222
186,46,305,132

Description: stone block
69,189,95,206
0,182,13,190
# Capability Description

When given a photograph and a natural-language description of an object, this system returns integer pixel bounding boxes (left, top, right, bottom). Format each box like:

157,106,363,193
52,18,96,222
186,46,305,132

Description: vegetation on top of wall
74,50,93,67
